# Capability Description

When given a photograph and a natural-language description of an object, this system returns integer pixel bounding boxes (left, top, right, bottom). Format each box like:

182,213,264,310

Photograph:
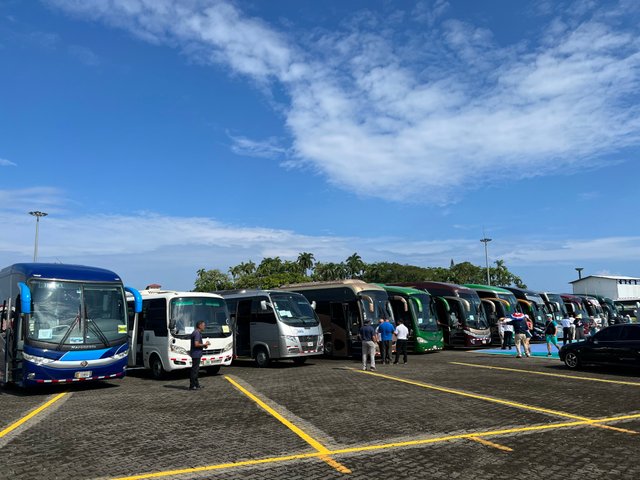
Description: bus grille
204,349,224,354
298,335,317,347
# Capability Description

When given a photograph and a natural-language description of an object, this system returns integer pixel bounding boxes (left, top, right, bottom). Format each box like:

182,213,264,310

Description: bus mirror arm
168,319,176,331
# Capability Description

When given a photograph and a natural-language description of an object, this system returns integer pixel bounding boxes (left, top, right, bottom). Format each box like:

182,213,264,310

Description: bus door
327,301,349,357
433,297,459,346
234,299,252,357
389,295,415,347
480,299,500,345
0,299,10,383
253,297,280,358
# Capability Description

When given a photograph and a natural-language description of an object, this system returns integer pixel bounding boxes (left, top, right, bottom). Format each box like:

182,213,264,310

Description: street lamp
575,267,584,280
480,237,492,285
29,211,48,262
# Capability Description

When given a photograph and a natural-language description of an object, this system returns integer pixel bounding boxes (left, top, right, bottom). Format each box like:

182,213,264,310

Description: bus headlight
284,335,298,346
223,342,233,352
416,337,427,344
22,352,56,365
170,345,189,355
114,349,129,360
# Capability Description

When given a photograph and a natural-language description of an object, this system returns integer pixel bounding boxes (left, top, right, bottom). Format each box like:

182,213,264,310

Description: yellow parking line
450,362,640,387
350,368,591,421
349,368,638,434
468,436,513,452
0,392,67,439
225,376,351,474
111,412,640,479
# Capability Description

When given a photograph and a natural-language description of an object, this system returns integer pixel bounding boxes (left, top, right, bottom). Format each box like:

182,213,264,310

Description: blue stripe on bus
61,348,113,361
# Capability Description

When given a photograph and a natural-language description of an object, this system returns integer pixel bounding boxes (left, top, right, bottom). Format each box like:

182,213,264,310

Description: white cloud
0,158,17,166
48,0,640,203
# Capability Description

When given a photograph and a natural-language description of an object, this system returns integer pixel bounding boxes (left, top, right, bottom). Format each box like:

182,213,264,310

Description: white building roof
570,275,640,284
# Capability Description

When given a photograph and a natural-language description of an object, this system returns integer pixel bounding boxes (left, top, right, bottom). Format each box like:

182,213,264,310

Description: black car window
594,326,621,341
619,326,640,341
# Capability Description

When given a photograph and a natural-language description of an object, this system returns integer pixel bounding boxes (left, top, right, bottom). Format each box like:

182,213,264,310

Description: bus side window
144,299,168,337
1,299,6,332
253,298,277,324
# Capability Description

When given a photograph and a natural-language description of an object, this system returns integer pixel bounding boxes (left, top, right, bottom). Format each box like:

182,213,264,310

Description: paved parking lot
2,349,640,479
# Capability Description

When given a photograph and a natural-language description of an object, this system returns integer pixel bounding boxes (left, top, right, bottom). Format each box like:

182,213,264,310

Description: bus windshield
410,294,438,331
359,290,394,324
496,293,518,314
271,292,319,327
458,292,489,329
171,297,231,338
28,280,127,347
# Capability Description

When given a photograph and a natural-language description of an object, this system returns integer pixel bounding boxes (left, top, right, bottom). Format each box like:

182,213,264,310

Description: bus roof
217,289,307,298
0,263,122,282
502,286,544,298
136,289,224,299
464,284,514,295
390,281,475,296
279,279,386,293
377,284,431,297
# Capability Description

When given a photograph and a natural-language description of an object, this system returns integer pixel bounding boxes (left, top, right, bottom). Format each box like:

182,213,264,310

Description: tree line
193,253,526,291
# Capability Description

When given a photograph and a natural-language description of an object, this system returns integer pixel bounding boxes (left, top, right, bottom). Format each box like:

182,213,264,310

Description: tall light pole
480,237,492,285
29,211,48,262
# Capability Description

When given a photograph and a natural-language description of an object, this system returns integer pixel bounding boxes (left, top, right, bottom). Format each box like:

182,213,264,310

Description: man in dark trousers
189,320,210,390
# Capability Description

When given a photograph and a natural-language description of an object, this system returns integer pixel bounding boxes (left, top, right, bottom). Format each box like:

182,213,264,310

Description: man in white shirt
393,320,410,365
561,315,573,345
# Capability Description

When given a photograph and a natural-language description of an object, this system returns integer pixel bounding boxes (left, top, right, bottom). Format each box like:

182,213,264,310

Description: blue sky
1,0,639,293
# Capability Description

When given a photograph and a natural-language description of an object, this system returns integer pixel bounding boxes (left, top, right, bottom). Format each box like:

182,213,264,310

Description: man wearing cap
359,319,378,371
501,312,531,358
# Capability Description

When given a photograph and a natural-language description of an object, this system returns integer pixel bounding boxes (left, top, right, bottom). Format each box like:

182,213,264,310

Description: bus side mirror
311,301,316,310
260,300,268,311
168,319,176,331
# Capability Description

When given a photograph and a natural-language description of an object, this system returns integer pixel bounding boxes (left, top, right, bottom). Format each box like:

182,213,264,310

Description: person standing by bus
377,318,395,365
359,319,377,371
544,314,560,356
393,319,409,365
561,314,573,345
189,320,210,390
501,313,531,358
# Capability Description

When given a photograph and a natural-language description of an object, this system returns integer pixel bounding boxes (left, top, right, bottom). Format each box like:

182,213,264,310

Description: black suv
559,324,640,369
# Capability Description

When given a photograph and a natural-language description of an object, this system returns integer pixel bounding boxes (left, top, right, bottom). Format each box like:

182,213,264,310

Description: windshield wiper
87,319,110,347
57,307,82,349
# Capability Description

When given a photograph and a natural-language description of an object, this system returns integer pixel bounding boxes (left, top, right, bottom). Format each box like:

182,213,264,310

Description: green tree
193,268,233,292
345,252,365,278
296,252,315,276
491,260,526,288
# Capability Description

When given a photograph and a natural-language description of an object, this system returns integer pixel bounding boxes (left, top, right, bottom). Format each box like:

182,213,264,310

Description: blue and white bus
0,263,141,387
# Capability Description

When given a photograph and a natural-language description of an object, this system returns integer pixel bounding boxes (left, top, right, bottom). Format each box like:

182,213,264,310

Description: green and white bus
378,284,443,353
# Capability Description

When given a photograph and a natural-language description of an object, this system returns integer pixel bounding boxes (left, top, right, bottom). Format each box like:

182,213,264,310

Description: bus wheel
254,347,270,368
324,341,333,356
293,357,307,366
150,355,165,379
207,365,221,375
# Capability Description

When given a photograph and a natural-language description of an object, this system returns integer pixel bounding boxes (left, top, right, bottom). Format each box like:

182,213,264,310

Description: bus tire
207,365,221,375
254,347,270,368
293,357,307,365
150,355,165,379
324,340,333,356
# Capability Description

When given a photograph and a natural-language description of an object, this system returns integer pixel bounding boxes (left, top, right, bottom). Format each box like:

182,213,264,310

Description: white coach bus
127,287,233,378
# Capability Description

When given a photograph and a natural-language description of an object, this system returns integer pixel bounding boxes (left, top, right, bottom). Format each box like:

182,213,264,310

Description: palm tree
345,253,365,278
297,252,315,276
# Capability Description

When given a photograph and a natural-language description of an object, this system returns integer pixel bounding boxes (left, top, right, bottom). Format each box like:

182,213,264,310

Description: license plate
74,371,92,379
201,360,211,366
306,342,314,347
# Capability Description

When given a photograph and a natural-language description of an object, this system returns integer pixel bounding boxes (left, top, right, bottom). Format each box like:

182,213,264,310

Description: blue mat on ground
476,342,561,358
